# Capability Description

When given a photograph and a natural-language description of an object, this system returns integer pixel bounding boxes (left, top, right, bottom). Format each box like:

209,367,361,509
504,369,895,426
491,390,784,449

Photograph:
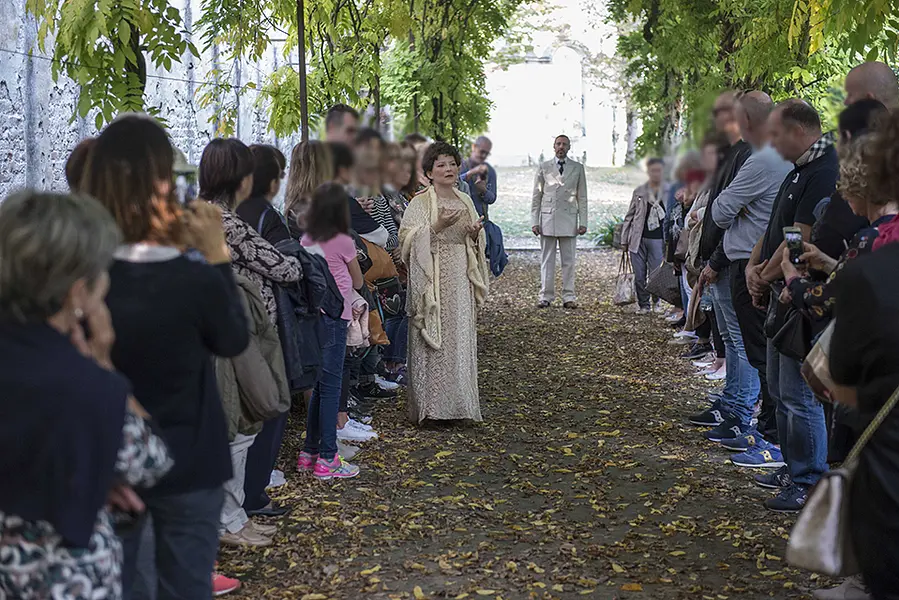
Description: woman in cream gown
399,142,490,423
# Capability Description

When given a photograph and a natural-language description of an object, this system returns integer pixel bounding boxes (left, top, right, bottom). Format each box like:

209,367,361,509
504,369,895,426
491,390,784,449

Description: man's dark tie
558,161,565,175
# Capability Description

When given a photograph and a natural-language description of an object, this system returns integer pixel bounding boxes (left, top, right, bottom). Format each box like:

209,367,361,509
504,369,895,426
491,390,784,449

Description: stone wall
0,0,301,199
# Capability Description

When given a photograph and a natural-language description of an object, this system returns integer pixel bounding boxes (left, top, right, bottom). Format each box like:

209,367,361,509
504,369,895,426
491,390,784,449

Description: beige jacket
216,275,291,441
620,182,671,253
531,158,588,238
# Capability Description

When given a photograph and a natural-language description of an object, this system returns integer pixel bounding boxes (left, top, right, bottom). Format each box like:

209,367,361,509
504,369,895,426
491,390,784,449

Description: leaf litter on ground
218,251,821,599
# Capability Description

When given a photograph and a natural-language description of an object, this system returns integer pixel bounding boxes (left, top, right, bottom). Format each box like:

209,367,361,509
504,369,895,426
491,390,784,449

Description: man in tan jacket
531,135,589,309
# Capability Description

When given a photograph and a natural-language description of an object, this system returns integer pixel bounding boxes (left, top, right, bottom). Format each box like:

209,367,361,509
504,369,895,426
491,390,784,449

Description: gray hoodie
711,144,793,261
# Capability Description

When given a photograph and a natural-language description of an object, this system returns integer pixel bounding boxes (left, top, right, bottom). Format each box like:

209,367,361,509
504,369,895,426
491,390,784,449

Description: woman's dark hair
305,182,351,242
329,142,355,174
81,114,185,245
65,138,95,191
198,138,254,208
422,141,461,177
249,144,285,198
398,142,420,197
839,99,888,140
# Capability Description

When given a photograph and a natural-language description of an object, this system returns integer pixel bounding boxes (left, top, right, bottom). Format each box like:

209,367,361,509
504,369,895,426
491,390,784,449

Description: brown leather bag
362,239,399,285
361,240,395,346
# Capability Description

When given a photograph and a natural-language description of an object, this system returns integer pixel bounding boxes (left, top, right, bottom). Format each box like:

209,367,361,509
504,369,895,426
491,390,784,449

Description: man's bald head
735,91,774,148
845,62,899,107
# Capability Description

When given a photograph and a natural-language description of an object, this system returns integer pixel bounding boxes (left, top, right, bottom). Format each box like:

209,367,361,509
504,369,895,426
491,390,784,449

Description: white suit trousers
220,433,257,534
539,236,577,303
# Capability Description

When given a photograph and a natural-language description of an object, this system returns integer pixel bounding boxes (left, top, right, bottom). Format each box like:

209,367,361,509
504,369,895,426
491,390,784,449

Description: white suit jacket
531,158,588,238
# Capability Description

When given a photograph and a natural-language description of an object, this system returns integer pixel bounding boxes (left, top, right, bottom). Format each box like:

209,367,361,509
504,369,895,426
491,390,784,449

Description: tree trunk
296,0,309,141
410,31,420,132
625,108,637,165
372,44,381,133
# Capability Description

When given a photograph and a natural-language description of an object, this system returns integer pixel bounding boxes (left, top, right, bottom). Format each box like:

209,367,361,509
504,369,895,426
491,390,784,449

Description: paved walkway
220,251,822,599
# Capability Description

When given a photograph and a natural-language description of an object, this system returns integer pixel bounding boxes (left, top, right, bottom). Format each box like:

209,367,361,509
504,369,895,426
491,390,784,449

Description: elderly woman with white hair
0,191,172,599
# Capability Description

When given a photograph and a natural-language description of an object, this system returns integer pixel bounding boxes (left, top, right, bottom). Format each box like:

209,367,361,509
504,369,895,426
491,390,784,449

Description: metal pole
297,0,309,141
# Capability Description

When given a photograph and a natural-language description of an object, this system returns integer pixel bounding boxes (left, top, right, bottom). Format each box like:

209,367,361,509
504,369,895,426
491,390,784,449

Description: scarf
645,188,666,232
399,186,489,350
795,132,837,167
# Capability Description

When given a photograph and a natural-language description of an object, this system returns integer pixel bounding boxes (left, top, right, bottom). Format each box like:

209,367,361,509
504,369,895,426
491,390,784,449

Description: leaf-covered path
220,250,823,599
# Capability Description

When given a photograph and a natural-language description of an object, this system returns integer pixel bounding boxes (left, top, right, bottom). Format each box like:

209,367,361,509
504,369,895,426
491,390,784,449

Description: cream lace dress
405,193,484,423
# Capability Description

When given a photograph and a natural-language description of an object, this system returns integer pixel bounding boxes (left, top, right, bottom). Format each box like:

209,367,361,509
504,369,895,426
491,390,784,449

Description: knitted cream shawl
399,185,489,350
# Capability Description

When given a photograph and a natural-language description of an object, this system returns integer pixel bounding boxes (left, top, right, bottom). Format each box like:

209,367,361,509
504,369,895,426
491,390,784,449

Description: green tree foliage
606,0,899,156
26,0,196,129
28,0,523,142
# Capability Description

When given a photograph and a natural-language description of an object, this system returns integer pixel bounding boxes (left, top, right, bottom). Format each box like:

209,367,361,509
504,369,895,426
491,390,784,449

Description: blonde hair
0,191,120,322
838,136,873,205
284,141,334,222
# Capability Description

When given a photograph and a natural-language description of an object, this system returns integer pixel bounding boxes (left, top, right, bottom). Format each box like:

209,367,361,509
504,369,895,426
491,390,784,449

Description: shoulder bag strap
257,205,273,234
845,385,899,467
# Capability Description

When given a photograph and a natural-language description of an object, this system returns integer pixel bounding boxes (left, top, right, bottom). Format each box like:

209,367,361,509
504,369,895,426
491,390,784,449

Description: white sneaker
337,440,361,460
374,375,400,391
267,469,286,488
347,418,374,432
337,425,378,442
692,354,715,368
705,365,727,381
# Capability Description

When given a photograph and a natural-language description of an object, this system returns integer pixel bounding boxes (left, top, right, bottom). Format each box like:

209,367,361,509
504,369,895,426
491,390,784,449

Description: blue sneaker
703,420,749,442
754,466,791,489
731,441,786,469
688,400,726,427
764,484,809,514
720,429,763,452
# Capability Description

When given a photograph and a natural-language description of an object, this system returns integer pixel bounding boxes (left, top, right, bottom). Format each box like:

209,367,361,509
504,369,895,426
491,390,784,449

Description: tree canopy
27,0,526,145
605,0,899,156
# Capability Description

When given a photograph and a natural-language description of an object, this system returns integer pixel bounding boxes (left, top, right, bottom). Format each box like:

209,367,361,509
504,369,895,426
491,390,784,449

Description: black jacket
700,140,752,270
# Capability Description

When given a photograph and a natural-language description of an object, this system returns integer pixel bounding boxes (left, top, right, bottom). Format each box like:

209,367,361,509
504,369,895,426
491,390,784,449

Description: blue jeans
767,339,827,487
121,486,225,600
709,265,760,425
305,315,347,461
384,315,408,363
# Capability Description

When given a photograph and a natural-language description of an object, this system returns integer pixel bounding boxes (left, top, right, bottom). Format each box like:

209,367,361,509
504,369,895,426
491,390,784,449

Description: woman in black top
236,144,290,245
81,115,249,600
0,190,173,600
831,244,899,600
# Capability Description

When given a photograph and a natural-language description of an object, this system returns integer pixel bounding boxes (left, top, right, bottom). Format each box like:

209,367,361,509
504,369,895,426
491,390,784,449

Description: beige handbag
786,384,899,576
801,320,836,402
613,252,637,306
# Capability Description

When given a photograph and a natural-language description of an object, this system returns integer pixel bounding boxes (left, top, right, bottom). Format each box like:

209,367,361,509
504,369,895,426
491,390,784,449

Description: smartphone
783,226,803,265
174,174,197,205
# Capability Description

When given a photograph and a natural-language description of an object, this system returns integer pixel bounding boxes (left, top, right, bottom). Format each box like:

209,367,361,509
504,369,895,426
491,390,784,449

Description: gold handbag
786,385,899,576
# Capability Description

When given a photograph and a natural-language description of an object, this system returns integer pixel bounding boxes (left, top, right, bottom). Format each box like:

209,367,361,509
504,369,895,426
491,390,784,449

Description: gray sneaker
812,575,871,600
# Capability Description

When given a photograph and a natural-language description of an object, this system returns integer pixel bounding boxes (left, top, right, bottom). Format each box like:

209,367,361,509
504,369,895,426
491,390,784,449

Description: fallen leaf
621,583,643,591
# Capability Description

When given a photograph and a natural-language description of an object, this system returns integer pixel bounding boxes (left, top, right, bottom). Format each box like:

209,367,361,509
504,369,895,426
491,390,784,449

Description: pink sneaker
313,455,360,480
212,573,241,596
297,451,318,472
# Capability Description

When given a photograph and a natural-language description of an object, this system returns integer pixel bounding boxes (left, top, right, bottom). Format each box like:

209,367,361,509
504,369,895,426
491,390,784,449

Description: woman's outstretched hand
435,208,464,233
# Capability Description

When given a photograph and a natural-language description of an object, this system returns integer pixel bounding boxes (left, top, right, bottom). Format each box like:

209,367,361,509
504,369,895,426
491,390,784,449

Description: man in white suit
531,134,589,309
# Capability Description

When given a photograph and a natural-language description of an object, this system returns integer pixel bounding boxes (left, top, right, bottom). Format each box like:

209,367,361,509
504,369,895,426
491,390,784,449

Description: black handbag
374,276,405,317
773,308,813,361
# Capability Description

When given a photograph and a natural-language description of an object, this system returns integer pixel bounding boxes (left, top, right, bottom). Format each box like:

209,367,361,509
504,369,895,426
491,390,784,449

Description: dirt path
220,250,824,599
